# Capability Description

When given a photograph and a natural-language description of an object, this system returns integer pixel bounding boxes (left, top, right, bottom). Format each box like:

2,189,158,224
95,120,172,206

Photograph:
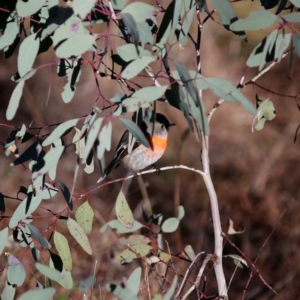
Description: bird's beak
169,123,176,127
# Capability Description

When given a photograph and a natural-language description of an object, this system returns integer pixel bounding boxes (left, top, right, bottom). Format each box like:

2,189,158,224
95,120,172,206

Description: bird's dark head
155,113,176,130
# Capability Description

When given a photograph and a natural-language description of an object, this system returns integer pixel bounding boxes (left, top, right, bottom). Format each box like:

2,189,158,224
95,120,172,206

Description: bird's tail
96,158,119,183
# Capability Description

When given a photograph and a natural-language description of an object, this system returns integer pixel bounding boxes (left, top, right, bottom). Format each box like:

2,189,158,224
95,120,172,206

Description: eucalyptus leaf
18,34,40,77
55,34,95,58
42,118,78,146
0,18,19,50
115,244,152,262
230,10,277,31
206,77,256,115
127,267,141,295
115,190,134,229
27,224,51,249
0,227,8,256
163,275,178,300
1,281,16,300
121,2,156,23
6,79,25,121
75,202,94,234
131,86,168,102
100,220,143,234
161,218,180,233
117,44,152,62
71,0,96,19
121,56,156,79
106,283,139,300
7,254,26,286
53,231,72,271
79,276,96,292
18,287,56,300
121,118,150,148
36,263,73,289
57,182,73,210
16,0,47,17
177,206,185,220
84,117,103,161
67,218,92,255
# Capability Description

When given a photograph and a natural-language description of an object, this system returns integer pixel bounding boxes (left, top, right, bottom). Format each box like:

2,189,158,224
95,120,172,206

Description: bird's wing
103,130,142,176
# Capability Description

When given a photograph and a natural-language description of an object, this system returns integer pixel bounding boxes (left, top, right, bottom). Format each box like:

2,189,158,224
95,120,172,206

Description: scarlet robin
97,113,175,183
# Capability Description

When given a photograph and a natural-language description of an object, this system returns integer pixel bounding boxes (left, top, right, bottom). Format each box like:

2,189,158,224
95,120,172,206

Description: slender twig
242,208,287,300
175,252,205,299
181,254,212,300
222,233,285,300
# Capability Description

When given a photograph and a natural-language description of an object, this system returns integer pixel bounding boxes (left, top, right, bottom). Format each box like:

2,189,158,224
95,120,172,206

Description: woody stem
201,135,228,299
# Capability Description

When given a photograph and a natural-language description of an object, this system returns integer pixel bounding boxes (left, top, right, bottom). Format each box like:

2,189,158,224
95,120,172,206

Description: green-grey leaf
18,34,40,77
97,121,112,160
121,118,150,148
18,287,56,300
0,19,19,50
163,276,178,300
106,283,139,300
9,194,43,228
293,33,300,58
42,118,78,146
84,117,103,161
119,234,151,246
117,44,153,62
55,34,95,58
32,146,64,181
179,5,196,44
53,231,72,271
71,0,96,19
175,62,209,135
27,224,51,249
16,0,47,17
100,220,143,234
290,0,300,7
79,276,96,292
36,263,73,289
127,267,141,295
121,56,156,79
137,21,154,44
279,12,300,23
206,77,256,114
225,254,249,270
169,0,182,43
6,79,25,121
52,16,85,46
62,66,82,103
7,254,26,286
1,281,15,300
75,201,94,234
0,227,8,256
230,10,277,31
131,86,168,102
121,2,156,22
67,218,92,255
161,218,180,233
115,244,152,262
177,206,185,220
115,190,134,228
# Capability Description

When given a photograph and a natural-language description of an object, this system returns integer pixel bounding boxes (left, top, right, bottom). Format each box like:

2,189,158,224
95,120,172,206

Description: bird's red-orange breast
150,136,168,154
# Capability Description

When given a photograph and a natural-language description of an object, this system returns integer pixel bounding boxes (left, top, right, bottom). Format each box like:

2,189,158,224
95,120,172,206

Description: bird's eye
160,124,165,128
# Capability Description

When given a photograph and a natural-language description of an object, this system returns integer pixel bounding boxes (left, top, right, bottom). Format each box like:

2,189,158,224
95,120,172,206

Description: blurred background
0,0,299,299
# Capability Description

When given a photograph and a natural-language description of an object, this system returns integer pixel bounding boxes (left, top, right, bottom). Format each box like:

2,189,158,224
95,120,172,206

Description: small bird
97,113,175,183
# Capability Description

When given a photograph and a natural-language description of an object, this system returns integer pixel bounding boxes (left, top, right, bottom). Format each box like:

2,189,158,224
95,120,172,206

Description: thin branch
242,208,287,300
222,233,285,300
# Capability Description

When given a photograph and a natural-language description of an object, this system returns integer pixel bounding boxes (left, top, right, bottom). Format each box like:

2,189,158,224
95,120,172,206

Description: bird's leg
133,173,139,180
152,164,160,175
